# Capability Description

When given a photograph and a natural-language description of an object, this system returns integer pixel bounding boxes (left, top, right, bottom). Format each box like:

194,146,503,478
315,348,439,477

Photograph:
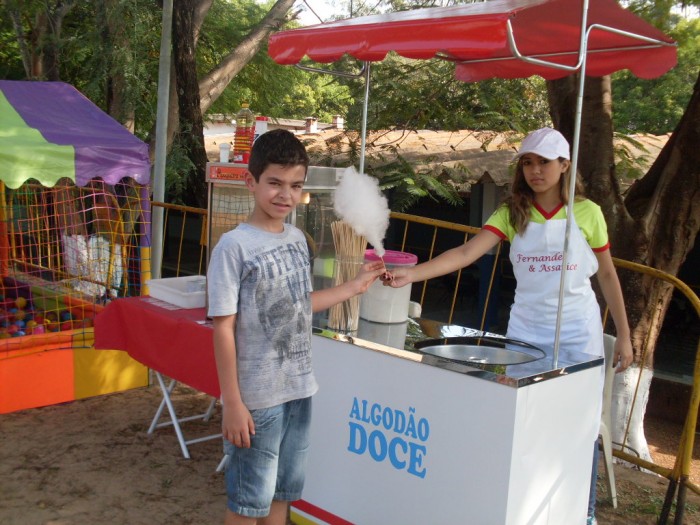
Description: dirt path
0,384,698,525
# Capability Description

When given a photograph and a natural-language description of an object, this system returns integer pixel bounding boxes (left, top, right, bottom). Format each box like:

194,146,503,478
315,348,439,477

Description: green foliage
0,0,162,139
371,154,464,211
613,133,655,180
200,0,353,121
340,53,550,133
612,9,699,134
164,137,196,206
0,1,27,79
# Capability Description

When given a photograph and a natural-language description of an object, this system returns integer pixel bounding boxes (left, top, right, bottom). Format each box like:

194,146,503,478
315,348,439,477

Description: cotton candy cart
267,1,676,523
0,80,152,413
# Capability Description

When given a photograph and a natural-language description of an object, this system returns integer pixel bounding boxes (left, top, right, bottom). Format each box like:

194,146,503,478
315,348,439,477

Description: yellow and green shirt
483,199,610,252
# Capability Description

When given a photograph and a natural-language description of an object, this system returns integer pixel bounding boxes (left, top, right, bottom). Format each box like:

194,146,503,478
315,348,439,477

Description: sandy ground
1,383,699,525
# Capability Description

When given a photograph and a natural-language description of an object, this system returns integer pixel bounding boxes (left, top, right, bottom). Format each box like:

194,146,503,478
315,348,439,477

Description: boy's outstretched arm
311,260,385,313
212,314,255,448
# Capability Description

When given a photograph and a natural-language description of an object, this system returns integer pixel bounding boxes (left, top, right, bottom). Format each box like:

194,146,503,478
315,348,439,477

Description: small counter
296,318,602,525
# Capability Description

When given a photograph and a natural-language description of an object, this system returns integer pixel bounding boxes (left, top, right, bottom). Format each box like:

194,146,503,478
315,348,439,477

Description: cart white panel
296,335,599,525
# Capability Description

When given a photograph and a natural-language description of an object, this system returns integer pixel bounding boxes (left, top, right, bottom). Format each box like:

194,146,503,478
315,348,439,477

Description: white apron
507,208,604,446
507,207,603,360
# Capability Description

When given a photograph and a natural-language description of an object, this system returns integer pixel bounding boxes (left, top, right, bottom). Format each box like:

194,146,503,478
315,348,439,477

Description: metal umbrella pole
505,0,591,368
553,0,590,369
358,61,371,175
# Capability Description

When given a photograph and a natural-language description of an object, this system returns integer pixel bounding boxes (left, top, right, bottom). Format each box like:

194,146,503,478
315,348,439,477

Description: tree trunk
570,70,700,368
547,70,700,463
40,1,76,81
153,0,296,206
103,0,135,132
155,0,214,156
622,69,700,363
173,0,209,208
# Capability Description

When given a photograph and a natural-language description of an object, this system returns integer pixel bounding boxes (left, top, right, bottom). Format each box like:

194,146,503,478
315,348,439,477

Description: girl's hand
614,337,634,372
383,267,413,288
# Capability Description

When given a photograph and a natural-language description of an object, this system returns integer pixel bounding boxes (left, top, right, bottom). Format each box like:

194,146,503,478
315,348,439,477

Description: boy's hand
222,399,255,448
352,260,385,294
614,337,634,373
382,267,412,288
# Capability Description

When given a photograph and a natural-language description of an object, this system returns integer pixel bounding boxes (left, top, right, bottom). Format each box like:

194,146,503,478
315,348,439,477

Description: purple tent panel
0,80,150,187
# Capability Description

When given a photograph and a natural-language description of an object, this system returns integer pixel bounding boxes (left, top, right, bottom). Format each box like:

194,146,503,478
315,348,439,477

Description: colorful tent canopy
0,80,151,189
268,0,676,81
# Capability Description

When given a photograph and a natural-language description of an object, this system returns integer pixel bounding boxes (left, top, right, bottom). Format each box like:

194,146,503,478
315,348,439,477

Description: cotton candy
333,166,390,256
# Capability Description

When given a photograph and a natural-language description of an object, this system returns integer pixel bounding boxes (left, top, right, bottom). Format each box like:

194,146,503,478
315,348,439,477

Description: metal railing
151,201,700,522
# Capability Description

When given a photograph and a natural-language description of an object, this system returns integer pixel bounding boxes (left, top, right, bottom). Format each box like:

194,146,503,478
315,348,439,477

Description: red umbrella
269,0,676,81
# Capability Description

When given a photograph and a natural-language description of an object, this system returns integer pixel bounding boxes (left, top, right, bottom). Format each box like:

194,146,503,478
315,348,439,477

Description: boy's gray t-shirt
207,223,318,410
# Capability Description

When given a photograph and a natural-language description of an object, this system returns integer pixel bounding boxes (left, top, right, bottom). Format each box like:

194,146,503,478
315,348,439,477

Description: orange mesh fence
0,178,150,353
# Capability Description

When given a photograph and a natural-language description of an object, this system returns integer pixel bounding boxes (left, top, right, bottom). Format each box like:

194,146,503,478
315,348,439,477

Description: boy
207,129,384,525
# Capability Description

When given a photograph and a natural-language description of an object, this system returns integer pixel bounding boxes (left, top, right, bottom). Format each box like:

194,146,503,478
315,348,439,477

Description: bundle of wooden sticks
327,220,367,332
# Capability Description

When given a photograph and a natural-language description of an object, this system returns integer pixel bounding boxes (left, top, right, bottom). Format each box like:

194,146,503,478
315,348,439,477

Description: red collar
534,202,564,220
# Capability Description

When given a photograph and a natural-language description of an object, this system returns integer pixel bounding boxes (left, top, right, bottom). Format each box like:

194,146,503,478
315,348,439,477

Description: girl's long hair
503,157,585,234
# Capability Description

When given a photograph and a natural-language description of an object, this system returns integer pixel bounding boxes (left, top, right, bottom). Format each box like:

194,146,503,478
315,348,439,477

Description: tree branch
198,0,296,112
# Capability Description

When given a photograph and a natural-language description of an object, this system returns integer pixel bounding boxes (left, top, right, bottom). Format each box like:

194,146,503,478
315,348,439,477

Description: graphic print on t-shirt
247,240,312,378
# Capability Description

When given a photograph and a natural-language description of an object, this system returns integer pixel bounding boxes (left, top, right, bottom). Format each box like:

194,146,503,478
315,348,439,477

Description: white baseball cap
513,128,570,161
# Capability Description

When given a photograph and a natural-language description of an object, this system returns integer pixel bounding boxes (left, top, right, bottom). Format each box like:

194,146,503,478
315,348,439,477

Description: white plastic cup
219,143,230,163
360,249,418,323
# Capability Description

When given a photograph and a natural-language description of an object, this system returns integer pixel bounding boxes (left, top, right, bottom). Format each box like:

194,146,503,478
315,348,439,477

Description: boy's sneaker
586,517,598,525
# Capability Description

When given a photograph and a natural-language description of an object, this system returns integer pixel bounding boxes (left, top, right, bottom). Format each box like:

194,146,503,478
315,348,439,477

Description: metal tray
413,335,545,366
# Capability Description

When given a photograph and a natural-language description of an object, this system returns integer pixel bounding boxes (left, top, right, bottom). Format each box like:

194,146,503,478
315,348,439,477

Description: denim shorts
223,397,312,518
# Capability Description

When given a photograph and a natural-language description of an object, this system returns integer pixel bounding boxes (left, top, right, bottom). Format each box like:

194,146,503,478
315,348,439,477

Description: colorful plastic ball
7,325,18,334
33,314,44,325
60,311,73,322
14,320,25,329
15,297,27,309
14,310,26,321
12,330,25,337
33,324,46,335
60,321,73,332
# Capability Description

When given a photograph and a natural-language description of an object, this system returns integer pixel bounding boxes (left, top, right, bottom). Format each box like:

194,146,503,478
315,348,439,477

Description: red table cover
94,297,220,397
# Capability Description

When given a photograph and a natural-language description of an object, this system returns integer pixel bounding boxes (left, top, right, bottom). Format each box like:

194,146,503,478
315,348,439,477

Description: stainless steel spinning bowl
414,336,545,366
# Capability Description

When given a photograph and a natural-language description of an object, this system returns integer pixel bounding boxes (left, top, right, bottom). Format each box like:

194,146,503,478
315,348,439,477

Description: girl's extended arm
388,229,502,288
594,250,634,371
212,314,255,447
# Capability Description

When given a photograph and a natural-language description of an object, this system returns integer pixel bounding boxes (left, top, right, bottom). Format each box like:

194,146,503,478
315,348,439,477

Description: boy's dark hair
248,129,309,181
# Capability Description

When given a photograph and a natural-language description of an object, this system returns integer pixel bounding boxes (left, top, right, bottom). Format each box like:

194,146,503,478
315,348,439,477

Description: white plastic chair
599,334,618,508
